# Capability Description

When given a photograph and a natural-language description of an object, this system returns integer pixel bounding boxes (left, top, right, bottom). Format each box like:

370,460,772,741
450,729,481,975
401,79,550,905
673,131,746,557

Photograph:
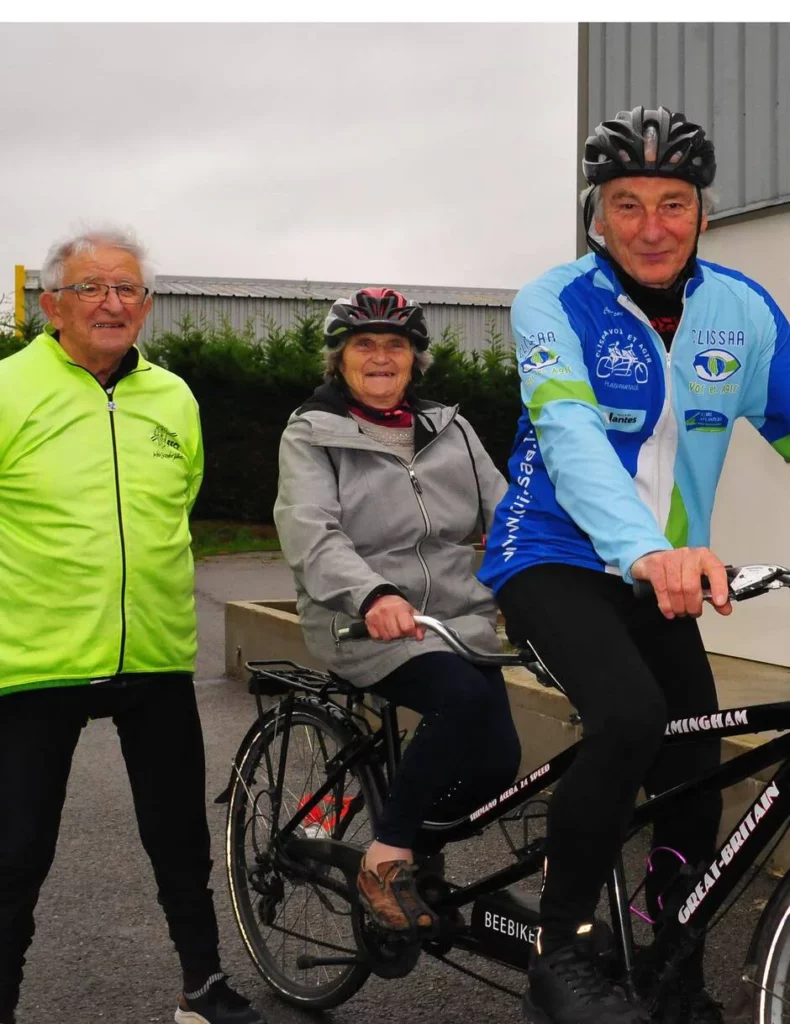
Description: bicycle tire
747,870,790,1022
226,698,383,1011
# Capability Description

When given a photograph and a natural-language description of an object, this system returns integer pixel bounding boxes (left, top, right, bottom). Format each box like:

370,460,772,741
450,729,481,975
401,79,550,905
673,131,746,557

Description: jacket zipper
106,384,128,674
402,412,459,614
406,465,432,612
324,408,458,621
71,364,145,676
617,286,690,529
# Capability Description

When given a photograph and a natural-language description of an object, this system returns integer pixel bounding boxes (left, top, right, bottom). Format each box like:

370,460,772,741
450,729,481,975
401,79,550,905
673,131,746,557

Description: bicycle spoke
743,974,790,1008
264,921,357,956
227,703,374,1005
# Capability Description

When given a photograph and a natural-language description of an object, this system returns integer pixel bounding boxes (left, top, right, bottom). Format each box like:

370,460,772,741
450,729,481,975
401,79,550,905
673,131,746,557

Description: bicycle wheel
749,871,790,1022
226,698,383,1011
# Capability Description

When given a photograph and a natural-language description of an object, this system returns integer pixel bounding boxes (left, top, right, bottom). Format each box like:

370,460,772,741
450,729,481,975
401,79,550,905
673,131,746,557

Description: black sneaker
174,976,265,1024
650,984,723,1024
524,939,650,1024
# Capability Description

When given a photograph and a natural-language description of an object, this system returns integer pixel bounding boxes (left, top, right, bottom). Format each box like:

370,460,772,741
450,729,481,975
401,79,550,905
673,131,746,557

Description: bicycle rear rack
246,660,339,697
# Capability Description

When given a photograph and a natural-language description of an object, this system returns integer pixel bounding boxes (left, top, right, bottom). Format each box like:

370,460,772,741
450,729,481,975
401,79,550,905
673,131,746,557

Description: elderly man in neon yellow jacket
0,228,264,1024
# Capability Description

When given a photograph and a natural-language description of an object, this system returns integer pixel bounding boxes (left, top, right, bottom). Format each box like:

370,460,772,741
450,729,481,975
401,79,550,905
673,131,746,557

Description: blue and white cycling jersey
478,253,790,593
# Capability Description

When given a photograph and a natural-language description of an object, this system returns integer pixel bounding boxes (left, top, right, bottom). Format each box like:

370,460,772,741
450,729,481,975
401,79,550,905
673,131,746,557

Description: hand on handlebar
631,547,732,620
364,595,426,642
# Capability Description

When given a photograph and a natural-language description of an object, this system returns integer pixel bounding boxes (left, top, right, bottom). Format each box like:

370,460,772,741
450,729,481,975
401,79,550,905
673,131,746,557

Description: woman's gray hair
323,338,433,382
40,224,155,293
579,183,716,240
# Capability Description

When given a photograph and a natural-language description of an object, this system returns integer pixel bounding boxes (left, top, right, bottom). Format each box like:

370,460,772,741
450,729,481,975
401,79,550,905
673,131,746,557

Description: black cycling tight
498,563,722,963
371,651,522,854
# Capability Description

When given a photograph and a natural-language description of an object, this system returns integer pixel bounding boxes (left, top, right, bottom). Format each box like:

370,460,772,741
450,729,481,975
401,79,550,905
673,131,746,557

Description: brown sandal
357,858,439,934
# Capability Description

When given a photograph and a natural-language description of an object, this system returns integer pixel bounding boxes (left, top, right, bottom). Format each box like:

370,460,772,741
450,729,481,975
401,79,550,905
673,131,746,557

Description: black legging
371,651,522,854
498,563,722,962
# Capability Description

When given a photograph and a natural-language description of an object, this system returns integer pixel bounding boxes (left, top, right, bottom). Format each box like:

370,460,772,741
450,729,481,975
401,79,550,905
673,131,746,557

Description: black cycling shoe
650,985,723,1024
524,939,650,1024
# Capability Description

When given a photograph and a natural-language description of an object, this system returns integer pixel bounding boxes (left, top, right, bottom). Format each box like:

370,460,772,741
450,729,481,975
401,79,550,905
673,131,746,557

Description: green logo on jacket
151,425,185,460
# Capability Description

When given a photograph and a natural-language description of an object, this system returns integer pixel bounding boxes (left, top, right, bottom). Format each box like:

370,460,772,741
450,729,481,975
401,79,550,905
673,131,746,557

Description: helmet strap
583,187,609,261
692,185,703,257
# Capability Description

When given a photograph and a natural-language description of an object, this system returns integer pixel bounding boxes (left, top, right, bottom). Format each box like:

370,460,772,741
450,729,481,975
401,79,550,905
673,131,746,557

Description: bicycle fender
214,709,279,804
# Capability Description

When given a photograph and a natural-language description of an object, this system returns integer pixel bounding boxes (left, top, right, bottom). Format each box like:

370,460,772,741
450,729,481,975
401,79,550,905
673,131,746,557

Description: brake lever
727,564,786,601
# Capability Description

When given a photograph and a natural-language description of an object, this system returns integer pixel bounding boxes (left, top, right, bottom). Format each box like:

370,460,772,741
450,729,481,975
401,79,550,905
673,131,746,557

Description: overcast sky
0,22,577,307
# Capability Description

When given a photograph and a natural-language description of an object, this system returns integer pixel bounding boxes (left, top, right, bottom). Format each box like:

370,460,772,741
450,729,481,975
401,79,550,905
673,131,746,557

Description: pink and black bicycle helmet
323,287,430,351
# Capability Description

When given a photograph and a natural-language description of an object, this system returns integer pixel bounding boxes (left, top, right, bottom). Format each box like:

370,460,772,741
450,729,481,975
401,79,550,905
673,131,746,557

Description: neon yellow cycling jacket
0,327,204,695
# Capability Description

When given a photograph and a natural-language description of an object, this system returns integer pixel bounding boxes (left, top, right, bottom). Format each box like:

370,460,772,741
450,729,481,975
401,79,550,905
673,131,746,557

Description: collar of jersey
592,252,705,300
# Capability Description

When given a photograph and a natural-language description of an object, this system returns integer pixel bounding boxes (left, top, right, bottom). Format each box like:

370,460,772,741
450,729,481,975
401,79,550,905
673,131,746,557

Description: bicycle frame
227,562,790,1005
249,675,790,984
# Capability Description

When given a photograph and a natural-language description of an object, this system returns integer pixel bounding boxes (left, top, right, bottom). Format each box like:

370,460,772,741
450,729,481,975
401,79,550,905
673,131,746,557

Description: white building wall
696,210,790,665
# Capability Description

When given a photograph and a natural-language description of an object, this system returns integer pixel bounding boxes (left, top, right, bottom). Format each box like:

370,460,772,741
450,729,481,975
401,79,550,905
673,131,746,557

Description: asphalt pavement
15,553,778,1023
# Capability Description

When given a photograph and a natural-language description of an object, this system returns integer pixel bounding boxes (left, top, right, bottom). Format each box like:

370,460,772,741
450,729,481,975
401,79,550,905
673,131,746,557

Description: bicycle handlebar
632,564,790,603
335,565,790,667
334,615,524,667
632,572,716,602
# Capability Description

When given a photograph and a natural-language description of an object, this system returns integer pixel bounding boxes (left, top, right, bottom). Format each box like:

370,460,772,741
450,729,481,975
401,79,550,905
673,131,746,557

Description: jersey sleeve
740,288,790,459
184,390,204,515
513,279,672,579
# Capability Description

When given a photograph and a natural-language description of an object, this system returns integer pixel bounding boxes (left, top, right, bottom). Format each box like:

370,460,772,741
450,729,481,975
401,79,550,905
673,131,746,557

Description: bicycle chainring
351,905,422,979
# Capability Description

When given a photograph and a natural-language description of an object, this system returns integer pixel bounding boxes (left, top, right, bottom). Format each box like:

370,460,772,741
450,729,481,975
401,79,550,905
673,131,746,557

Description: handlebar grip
335,622,371,641
632,574,712,600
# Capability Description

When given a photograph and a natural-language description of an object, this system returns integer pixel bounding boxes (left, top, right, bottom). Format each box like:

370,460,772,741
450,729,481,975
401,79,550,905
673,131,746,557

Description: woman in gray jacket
274,288,521,935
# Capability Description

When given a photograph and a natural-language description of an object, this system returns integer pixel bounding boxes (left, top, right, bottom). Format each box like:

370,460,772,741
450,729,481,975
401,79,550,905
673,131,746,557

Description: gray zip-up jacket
274,383,508,687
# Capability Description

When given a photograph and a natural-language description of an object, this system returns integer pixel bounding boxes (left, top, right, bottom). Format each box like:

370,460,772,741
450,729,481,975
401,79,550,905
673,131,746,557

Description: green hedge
1,313,522,523
0,312,43,358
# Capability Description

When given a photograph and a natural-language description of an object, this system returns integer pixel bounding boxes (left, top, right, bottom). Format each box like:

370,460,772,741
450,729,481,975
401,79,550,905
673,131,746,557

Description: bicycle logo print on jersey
693,349,742,383
595,329,653,390
597,343,649,383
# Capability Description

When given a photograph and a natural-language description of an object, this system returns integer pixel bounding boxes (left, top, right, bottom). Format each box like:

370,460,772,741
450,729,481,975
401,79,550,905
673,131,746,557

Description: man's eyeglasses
52,283,150,305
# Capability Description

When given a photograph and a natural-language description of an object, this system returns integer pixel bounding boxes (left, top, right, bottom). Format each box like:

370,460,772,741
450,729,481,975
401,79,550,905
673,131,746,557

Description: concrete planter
225,598,324,677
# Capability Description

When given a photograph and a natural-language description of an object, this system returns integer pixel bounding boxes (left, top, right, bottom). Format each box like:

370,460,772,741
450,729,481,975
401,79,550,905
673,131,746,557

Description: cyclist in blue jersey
480,106,790,1024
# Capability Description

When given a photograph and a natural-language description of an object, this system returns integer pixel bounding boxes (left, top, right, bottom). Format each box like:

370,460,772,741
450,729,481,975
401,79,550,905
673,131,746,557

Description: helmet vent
582,104,716,187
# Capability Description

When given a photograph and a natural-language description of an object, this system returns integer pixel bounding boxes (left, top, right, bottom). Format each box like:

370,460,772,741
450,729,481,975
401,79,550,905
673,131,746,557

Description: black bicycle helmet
323,287,430,351
583,106,716,188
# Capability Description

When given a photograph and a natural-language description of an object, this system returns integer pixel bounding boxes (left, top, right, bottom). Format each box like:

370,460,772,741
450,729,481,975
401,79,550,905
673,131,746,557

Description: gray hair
40,224,155,293
579,183,716,240
324,338,433,383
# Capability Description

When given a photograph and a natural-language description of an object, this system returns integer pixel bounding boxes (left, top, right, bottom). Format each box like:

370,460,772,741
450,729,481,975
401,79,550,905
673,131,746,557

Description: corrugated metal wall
586,23,790,218
24,290,512,354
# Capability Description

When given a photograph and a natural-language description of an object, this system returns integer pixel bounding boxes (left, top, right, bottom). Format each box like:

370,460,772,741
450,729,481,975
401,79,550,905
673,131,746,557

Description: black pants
371,651,522,853
0,676,220,1015
498,564,722,959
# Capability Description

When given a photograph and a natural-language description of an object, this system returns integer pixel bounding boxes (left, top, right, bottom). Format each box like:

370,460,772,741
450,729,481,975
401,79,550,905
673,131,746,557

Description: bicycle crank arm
296,953,365,969
286,837,363,881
